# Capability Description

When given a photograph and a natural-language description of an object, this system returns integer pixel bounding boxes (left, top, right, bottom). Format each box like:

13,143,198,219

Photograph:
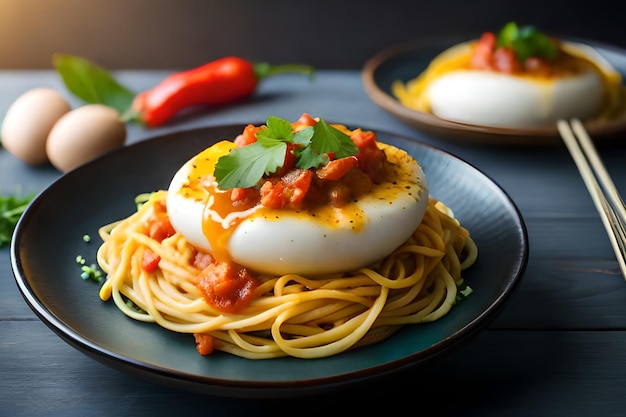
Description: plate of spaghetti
11,116,528,398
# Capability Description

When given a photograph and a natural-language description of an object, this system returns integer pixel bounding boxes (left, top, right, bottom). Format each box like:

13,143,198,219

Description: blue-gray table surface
2,70,626,417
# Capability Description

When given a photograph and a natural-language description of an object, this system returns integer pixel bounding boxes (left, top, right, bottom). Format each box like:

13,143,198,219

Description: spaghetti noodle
96,190,477,359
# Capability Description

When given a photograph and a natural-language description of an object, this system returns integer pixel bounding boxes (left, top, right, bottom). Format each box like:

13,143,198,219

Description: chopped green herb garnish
456,285,474,302
0,192,35,248
496,22,558,63
295,119,359,170
81,264,103,282
82,234,91,243
125,297,146,314
214,115,359,189
77,252,103,283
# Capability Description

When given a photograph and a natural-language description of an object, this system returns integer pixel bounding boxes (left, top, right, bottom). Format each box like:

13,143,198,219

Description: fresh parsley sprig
496,22,558,63
214,115,359,189
0,192,35,248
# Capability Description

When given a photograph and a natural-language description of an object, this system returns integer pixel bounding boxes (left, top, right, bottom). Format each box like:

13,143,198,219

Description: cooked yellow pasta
96,191,477,359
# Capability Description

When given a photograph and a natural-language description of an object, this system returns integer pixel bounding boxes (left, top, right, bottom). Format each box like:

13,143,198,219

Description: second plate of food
362,34,626,145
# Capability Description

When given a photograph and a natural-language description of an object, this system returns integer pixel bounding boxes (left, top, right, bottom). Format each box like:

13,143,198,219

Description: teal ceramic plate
362,36,626,145
11,125,528,398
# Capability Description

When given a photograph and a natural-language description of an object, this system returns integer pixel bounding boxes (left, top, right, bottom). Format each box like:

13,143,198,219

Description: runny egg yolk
178,140,241,264
166,139,428,276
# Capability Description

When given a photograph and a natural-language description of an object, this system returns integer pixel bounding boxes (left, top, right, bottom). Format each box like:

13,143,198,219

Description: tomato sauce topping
230,114,391,211
195,261,259,314
140,199,177,272
194,333,215,356
470,31,594,78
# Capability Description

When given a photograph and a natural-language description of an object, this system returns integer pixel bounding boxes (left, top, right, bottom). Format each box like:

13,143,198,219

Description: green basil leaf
52,53,136,115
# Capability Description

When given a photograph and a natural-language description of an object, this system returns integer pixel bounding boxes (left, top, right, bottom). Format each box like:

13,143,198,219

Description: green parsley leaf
214,115,359,189
315,119,359,159
218,116,297,189
0,192,35,248
293,126,314,146
256,116,294,143
215,141,287,189
296,145,331,170
496,22,558,63
296,119,358,170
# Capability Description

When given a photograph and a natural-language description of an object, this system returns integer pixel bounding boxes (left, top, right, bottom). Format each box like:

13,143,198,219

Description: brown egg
46,104,126,173
1,88,71,165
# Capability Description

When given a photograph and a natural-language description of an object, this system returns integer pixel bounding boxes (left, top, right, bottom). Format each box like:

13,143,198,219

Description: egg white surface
166,142,428,276
426,69,603,128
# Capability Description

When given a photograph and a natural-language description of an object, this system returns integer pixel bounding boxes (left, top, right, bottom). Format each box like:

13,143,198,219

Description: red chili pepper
130,57,314,127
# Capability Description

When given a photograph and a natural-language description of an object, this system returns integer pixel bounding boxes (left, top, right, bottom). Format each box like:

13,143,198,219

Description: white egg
166,140,428,276
395,41,622,128
46,104,126,173
1,88,71,165
426,68,603,128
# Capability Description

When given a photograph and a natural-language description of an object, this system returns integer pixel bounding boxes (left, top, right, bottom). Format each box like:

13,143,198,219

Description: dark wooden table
3,69,626,417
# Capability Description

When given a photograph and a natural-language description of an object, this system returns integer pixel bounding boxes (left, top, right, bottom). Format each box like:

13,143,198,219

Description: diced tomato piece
193,251,214,270
196,262,258,313
234,124,260,147
229,187,261,209
259,181,285,209
316,156,358,181
230,187,247,202
471,31,497,70
283,169,313,207
349,128,377,152
260,169,313,209
524,56,551,76
194,333,215,355
292,113,317,131
145,200,176,242
471,32,524,74
349,129,387,183
141,248,161,272
492,47,522,73
146,217,176,242
274,142,298,177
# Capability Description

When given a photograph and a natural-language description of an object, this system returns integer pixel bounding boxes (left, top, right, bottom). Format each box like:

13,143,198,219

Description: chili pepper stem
120,107,140,123
253,63,315,81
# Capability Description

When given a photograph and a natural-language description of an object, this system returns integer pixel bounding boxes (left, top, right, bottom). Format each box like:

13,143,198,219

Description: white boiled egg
427,66,602,127
46,104,126,173
166,140,428,276
393,41,623,128
1,88,71,165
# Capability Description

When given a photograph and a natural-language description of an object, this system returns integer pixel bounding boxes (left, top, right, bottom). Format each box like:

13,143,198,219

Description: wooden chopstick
557,118,626,280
